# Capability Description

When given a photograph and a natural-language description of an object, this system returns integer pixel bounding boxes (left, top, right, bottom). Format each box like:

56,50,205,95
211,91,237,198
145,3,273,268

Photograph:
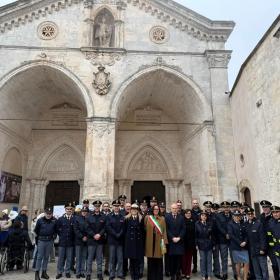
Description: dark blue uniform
106,212,125,279
268,218,280,274
34,216,57,273
245,218,269,279
124,215,145,280
56,214,75,275
86,212,106,278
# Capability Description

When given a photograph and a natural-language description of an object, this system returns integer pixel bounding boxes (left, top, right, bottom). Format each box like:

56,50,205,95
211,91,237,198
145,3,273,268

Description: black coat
34,216,57,241
73,215,88,246
165,213,186,255
56,214,75,247
86,213,106,245
106,212,125,246
7,227,32,249
195,221,214,251
191,208,201,222
215,212,232,244
183,218,196,250
14,213,28,231
124,215,145,259
245,218,267,256
227,220,248,251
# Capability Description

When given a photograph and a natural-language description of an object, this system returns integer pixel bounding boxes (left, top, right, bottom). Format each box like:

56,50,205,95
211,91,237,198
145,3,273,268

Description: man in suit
165,203,186,280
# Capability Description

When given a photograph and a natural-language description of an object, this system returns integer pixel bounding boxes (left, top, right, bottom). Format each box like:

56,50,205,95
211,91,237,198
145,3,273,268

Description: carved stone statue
94,16,113,47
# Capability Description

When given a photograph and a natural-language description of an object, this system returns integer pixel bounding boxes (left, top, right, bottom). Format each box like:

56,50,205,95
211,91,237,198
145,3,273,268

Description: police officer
74,206,89,279
139,200,148,277
268,205,280,278
119,195,127,216
215,201,232,280
34,208,56,280
86,200,106,280
245,207,269,280
147,196,158,215
260,200,279,280
177,200,185,216
106,199,125,280
56,202,75,279
124,203,145,280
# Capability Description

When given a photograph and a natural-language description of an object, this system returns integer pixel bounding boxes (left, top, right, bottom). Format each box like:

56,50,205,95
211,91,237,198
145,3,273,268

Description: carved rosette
92,65,111,95
87,122,115,138
206,51,232,68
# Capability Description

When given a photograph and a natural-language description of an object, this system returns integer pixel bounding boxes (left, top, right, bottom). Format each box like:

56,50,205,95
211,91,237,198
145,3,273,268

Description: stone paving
0,260,241,280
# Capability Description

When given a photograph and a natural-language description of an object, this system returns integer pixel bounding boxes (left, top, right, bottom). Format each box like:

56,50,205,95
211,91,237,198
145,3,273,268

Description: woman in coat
181,209,196,279
124,203,145,280
195,210,214,280
144,205,168,280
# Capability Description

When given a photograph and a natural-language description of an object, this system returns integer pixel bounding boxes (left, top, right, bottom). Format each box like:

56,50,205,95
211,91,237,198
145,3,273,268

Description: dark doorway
45,181,80,208
243,187,252,206
131,181,165,207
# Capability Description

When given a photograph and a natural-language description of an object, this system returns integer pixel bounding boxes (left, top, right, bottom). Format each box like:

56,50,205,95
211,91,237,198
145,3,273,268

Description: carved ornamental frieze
92,65,111,95
206,51,232,69
87,121,115,138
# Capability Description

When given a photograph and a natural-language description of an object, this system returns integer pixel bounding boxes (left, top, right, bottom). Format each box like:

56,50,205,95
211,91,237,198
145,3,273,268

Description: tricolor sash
148,215,167,254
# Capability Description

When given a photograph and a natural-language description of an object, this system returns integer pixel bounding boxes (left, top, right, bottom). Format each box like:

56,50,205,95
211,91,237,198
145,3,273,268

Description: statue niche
93,9,115,48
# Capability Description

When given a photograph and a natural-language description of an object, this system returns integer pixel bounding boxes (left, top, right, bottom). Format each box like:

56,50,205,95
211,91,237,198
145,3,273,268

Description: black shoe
222,274,228,280
109,278,114,280
41,271,50,279
35,271,41,280
66,273,71,278
86,275,91,280
192,268,197,274
76,275,81,279
165,272,170,277
139,273,143,279
234,275,237,280
118,277,125,279
215,274,222,279
97,274,103,280
80,274,86,278
56,274,63,279
104,270,109,276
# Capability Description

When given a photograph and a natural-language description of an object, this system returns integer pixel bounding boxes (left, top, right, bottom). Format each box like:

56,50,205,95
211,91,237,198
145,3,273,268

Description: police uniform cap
260,200,272,207
231,201,241,208
244,207,254,214
131,204,139,210
45,207,53,214
271,205,280,212
81,206,89,212
83,199,89,204
212,203,220,210
159,202,166,208
200,210,208,215
150,196,157,202
118,194,127,200
141,200,147,206
232,210,241,216
177,200,182,204
93,200,102,207
65,202,75,208
221,201,231,208
203,201,213,207
240,202,249,209
133,199,140,206
112,199,121,206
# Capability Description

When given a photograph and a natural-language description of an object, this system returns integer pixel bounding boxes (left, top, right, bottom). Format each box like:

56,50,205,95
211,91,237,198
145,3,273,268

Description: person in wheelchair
6,220,32,270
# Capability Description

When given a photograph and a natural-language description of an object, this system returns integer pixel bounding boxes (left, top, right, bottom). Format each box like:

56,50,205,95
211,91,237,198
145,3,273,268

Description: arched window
93,9,115,47
243,187,252,206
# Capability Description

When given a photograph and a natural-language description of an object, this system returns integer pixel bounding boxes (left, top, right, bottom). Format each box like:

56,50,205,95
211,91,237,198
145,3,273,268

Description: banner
0,171,22,203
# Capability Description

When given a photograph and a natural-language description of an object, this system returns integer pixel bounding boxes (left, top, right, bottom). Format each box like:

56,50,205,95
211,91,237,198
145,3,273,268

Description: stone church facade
0,0,238,212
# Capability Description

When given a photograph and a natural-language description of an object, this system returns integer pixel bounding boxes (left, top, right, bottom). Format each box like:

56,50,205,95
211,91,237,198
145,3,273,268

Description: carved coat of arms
92,65,111,95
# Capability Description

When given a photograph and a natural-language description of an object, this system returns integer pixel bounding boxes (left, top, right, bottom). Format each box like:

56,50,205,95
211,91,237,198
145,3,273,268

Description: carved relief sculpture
92,65,111,95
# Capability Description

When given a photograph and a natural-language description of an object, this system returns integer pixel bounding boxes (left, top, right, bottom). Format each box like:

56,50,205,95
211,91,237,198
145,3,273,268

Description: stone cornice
0,0,234,42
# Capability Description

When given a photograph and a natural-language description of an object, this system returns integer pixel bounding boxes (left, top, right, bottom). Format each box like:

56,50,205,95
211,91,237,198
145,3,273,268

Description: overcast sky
1,0,280,88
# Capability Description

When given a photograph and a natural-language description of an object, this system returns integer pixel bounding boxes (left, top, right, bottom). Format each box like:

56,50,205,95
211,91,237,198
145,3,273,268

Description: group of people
0,196,280,280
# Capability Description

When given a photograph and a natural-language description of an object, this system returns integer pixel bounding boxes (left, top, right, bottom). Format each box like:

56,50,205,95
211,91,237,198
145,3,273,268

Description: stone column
163,179,183,210
82,1,94,47
28,179,48,214
78,179,84,202
117,179,133,202
206,50,238,201
84,119,116,201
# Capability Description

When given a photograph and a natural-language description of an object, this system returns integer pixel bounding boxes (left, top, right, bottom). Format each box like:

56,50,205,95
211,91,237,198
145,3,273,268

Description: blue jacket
245,218,267,256
86,212,106,245
34,216,57,241
73,215,88,246
56,214,75,247
195,221,214,251
106,212,125,246
165,213,186,255
227,220,248,251
268,218,280,258
215,212,232,244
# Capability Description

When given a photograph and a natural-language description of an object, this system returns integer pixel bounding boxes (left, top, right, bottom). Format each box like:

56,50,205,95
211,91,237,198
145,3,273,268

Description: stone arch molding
122,136,179,179
0,60,94,117
110,65,212,121
30,136,84,179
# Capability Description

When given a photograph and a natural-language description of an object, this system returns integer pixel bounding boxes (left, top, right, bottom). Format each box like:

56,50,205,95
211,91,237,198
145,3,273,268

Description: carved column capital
87,119,116,138
205,50,232,69
163,179,183,189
